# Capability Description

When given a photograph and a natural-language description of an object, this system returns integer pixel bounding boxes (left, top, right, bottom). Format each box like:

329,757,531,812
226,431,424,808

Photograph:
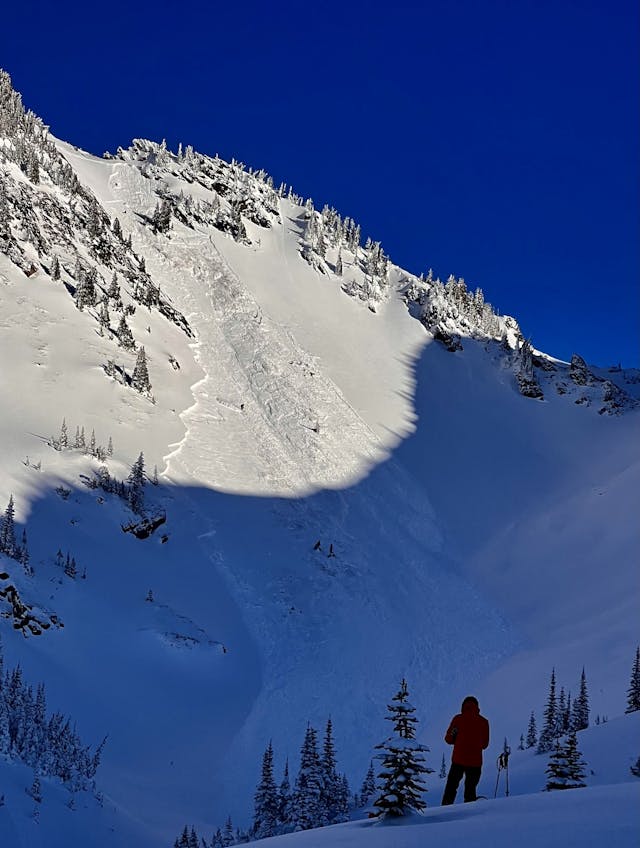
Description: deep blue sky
3,0,638,365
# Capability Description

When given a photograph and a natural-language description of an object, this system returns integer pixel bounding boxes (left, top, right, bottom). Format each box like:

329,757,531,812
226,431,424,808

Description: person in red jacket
441,695,490,804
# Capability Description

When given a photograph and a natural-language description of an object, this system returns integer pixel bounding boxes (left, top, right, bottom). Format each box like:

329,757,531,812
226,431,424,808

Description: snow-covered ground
0,103,638,847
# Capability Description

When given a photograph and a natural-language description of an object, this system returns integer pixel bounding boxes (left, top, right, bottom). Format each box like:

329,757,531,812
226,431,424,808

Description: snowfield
0,82,638,847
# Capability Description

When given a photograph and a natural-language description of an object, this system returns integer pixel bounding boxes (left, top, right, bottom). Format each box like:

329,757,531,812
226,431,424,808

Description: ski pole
495,748,511,798
494,758,503,798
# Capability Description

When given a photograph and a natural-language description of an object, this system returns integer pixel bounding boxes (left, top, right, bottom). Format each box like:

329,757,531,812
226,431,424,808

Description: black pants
441,763,482,805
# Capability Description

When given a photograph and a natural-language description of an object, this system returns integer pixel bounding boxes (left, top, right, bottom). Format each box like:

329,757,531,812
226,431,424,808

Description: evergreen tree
320,717,340,823
116,314,135,350
630,756,640,778
278,757,294,829
51,255,61,281
26,775,42,803
360,760,377,805
174,826,190,848
221,816,235,846
294,724,324,830
0,494,17,557
253,741,279,839
112,217,122,239
526,711,537,749
545,732,587,791
152,199,172,234
19,529,31,576
626,646,640,713
572,668,590,731
335,773,351,822
127,452,146,515
131,346,152,393
373,679,432,817
518,734,525,751
99,300,110,330
59,418,68,449
558,687,567,735
74,265,97,310
564,692,573,732
335,248,343,276
537,668,558,753
0,690,9,755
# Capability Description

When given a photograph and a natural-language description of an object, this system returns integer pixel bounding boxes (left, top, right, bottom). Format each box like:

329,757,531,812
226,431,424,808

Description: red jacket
445,698,490,767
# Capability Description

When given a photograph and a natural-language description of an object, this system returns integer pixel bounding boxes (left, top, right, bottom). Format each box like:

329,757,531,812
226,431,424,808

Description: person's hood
461,696,480,715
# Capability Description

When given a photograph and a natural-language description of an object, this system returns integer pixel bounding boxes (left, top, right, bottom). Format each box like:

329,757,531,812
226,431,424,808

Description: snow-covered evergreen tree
252,741,279,839
373,678,432,817
278,758,294,829
131,346,152,393
98,300,110,331
626,646,640,713
545,732,587,791
0,494,17,557
537,668,558,753
526,711,537,748
18,528,31,576
59,418,68,449
127,452,146,515
359,760,377,806
293,724,324,830
116,314,135,350
221,816,235,846
572,668,590,730
439,754,447,778
152,198,172,234
320,717,341,823
26,775,42,803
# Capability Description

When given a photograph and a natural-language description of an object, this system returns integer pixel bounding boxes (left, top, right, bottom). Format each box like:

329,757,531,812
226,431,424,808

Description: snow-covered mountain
0,69,638,846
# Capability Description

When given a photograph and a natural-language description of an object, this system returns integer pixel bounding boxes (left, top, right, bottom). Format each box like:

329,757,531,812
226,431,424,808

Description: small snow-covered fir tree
99,300,110,331
0,494,17,557
26,775,42,803
19,529,31,576
278,758,294,829
545,732,587,791
359,760,377,806
373,678,432,817
320,717,341,823
439,754,447,778
221,815,235,847
293,724,324,830
152,199,172,234
131,346,152,394
626,646,640,713
572,668,590,730
116,314,135,350
59,418,68,449
253,741,279,839
537,668,558,753
127,452,146,515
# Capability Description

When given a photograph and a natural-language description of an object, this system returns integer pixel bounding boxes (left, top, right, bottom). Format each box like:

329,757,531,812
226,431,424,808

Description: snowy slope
0,71,638,847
